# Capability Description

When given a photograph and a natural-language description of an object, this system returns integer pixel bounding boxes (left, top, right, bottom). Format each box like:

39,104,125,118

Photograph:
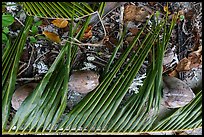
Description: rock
11,83,38,110
162,76,195,108
68,70,100,94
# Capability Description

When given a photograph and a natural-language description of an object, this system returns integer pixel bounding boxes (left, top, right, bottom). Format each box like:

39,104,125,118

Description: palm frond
56,14,169,132
18,2,96,19
7,8,94,133
108,12,179,133
98,2,106,16
2,16,34,131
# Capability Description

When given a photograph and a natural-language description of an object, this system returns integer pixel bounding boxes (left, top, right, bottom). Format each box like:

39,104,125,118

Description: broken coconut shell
11,83,38,110
124,5,149,22
162,76,195,108
68,70,100,94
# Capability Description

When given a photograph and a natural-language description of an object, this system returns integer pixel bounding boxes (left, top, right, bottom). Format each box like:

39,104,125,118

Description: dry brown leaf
163,5,171,14
188,45,202,68
178,10,184,16
188,52,201,68
174,131,188,135
51,19,68,28
124,5,149,22
85,25,92,33
176,57,191,72
129,28,139,35
191,45,202,56
75,25,93,40
41,18,50,27
176,45,202,72
168,70,178,77
43,31,61,43
83,25,93,39
125,36,134,43
83,30,92,39
103,36,117,50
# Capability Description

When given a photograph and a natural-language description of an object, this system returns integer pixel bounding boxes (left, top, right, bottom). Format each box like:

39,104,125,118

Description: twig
94,55,108,63
34,50,50,63
18,63,27,72
66,37,102,47
14,17,25,27
75,11,98,21
177,20,186,80
182,19,189,35
91,11,107,37
180,35,194,48
90,60,106,67
15,17,33,33
17,44,34,76
50,50,60,54
96,11,107,37
61,11,107,47
16,76,42,81
85,50,99,55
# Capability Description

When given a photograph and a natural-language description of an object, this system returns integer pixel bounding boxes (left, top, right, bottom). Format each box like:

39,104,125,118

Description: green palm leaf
18,2,97,19
2,16,34,131
7,9,93,132
107,12,179,133
56,14,168,132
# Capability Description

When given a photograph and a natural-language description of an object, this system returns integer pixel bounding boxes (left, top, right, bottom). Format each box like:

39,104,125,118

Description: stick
16,76,42,81
17,44,35,76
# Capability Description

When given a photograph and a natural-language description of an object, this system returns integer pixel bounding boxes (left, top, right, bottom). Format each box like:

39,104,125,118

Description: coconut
162,76,195,108
11,83,37,110
68,70,99,94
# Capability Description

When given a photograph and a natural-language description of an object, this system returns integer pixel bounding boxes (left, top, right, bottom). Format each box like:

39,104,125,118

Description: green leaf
3,27,10,34
155,11,160,19
18,2,96,19
2,33,8,42
180,15,185,21
2,14,14,27
2,16,34,131
36,35,46,39
29,36,37,43
31,26,38,34
34,20,42,26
